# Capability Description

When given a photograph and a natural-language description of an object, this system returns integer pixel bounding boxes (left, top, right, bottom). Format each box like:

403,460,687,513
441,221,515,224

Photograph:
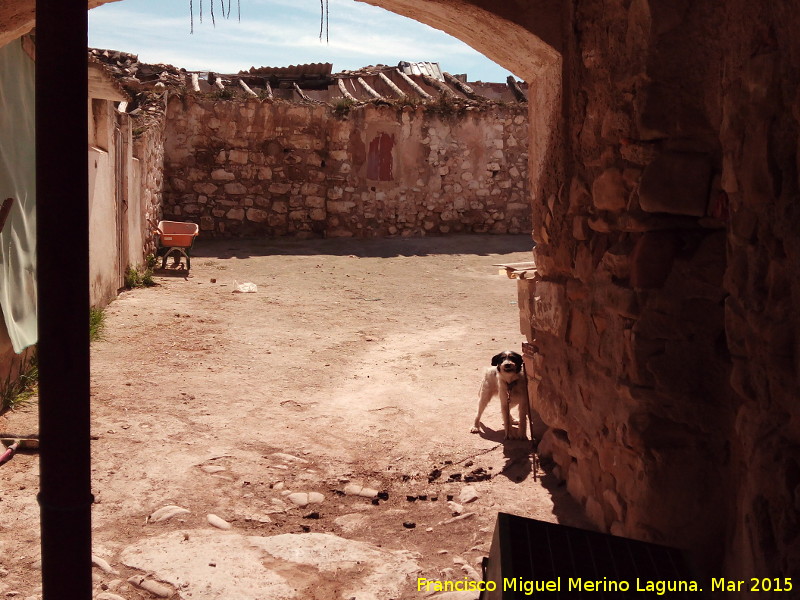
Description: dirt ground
0,234,591,599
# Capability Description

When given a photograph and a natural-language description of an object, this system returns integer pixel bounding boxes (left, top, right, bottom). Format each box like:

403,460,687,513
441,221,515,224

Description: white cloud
88,0,511,81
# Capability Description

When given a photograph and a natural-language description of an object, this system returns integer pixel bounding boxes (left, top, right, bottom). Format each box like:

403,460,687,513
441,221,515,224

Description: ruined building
0,0,799,596
87,49,532,240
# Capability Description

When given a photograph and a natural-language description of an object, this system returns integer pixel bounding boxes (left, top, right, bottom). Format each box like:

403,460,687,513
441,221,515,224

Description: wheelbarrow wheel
160,248,191,271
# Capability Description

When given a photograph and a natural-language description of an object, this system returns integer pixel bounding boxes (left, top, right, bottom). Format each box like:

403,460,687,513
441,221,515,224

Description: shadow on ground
192,233,534,260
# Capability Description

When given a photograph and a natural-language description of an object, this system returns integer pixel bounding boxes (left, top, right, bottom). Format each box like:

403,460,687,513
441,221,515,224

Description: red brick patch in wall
367,132,394,181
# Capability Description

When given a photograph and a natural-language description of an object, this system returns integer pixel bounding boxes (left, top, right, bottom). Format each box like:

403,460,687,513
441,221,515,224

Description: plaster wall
88,146,119,306
87,94,158,306
127,157,144,264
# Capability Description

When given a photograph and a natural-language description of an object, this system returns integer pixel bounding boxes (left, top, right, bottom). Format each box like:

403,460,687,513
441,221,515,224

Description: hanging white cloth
0,38,37,353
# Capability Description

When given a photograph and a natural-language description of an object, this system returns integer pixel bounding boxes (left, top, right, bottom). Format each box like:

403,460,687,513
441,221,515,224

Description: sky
88,0,512,82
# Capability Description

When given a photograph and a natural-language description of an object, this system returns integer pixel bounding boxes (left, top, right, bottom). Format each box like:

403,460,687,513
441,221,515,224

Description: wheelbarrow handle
0,440,20,466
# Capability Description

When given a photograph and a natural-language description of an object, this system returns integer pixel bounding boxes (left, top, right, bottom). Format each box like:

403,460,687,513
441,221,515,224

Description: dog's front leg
500,393,514,439
471,378,493,433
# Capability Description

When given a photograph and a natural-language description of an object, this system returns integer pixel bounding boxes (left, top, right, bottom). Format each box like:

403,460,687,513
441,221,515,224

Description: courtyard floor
0,234,590,600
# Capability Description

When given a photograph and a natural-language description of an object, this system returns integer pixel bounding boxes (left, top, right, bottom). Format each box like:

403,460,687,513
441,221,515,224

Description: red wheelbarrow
154,220,199,271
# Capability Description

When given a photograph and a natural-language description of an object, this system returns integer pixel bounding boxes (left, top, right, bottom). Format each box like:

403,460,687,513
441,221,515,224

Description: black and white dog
471,350,529,439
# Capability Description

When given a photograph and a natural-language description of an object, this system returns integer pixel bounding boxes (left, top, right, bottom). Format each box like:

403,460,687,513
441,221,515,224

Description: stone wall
161,95,530,238
131,102,167,259
521,0,800,587
715,1,800,584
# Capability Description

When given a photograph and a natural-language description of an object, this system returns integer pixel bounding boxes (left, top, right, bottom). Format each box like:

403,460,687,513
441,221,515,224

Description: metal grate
481,513,703,599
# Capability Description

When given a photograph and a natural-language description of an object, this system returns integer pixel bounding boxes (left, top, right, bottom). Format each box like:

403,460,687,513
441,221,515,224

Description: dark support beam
506,75,528,103
35,2,93,599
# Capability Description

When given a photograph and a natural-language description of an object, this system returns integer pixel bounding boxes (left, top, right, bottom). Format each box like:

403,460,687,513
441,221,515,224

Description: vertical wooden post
35,2,93,599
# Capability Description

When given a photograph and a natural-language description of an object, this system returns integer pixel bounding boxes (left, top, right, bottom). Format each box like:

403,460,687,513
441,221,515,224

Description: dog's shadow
475,425,535,483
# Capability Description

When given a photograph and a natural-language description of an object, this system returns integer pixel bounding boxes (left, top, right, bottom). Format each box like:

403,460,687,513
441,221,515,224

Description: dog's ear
491,353,504,366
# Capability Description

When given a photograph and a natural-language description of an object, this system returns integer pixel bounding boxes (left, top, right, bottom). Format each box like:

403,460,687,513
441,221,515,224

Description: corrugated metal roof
398,61,444,81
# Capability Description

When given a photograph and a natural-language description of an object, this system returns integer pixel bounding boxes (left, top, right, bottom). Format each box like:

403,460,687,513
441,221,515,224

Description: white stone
458,486,479,504
148,505,190,523
201,465,226,474
207,514,232,530
342,483,361,496
127,576,172,598
307,492,325,504
447,501,464,515
91,555,116,574
287,492,309,507
359,487,379,499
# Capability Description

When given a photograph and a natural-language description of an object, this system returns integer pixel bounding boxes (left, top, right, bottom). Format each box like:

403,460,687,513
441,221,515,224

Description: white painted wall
127,156,145,266
88,146,120,306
